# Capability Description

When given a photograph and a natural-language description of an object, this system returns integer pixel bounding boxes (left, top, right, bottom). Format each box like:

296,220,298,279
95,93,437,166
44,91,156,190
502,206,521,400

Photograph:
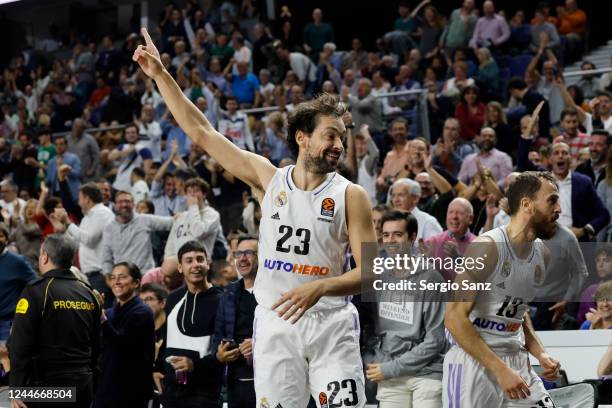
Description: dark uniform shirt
8,268,101,386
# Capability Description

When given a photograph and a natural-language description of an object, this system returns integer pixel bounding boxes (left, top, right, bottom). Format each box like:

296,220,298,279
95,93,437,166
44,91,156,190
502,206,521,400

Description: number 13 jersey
254,165,352,312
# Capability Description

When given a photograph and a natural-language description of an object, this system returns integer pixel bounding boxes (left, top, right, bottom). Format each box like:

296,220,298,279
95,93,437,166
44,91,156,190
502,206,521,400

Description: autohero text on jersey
263,258,331,276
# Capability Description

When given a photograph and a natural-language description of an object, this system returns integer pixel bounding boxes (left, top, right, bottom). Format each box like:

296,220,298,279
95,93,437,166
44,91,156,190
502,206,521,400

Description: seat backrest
548,383,597,408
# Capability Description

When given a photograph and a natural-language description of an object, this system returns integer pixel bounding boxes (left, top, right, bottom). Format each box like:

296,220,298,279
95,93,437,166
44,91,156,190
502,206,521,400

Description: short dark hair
131,167,145,179
372,204,391,213
560,107,578,122
80,182,103,204
506,171,557,216
178,240,207,262
380,210,419,236
184,177,210,195
508,77,527,91
390,117,408,130
137,199,155,213
123,122,138,134
175,168,197,182
287,93,346,157
112,261,141,284
591,130,611,145
140,282,169,301
42,234,78,269
237,234,258,246
44,197,62,216
53,134,67,144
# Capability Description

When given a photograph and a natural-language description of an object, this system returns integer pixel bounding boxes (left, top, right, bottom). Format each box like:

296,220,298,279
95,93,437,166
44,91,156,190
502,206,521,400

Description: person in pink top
424,197,476,280
141,255,183,292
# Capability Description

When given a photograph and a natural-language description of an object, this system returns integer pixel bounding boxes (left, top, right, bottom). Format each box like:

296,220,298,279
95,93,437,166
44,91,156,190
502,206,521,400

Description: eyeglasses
234,250,256,258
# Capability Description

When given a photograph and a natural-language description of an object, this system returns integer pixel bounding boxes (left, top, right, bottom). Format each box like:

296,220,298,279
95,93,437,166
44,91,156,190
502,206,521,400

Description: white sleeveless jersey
468,226,546,354
254,165,352,312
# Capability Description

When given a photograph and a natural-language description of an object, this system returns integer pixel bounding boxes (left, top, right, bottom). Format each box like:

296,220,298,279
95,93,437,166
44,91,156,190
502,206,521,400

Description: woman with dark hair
94,261,155,408
454,85,486,141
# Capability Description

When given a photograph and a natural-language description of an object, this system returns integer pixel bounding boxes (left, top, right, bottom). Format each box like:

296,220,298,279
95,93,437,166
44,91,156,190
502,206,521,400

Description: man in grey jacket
366,210,446,407
101,190,174,277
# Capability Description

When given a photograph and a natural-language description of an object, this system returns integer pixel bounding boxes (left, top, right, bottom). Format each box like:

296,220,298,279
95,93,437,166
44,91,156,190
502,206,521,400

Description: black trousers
27,373,92,408
227,379,255,408
161,384,220,408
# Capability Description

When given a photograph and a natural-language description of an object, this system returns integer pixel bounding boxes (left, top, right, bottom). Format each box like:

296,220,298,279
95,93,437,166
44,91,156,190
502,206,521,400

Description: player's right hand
495,367,531,400
133,28,164,80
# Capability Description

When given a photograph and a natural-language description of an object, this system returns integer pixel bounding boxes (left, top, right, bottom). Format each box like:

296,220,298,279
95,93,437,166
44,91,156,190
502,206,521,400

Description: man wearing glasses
212,235,258,408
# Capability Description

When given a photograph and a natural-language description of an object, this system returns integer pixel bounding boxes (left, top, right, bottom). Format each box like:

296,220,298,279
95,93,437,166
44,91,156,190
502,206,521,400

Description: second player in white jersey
255,165,351,312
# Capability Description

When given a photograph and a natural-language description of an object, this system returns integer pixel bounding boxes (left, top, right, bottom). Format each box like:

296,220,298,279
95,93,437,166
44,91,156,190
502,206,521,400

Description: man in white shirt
391,178,443,240
53,182,114,294
137,103,163,163
131,167,150,204
0,180,26,221
218,96,255,151
275,43,316,87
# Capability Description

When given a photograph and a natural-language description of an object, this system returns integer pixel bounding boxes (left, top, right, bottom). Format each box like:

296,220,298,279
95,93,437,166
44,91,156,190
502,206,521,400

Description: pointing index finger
141,27,154,47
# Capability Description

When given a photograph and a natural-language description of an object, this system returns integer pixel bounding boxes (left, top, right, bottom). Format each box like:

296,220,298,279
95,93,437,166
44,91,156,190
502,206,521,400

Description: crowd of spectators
0,0,611,405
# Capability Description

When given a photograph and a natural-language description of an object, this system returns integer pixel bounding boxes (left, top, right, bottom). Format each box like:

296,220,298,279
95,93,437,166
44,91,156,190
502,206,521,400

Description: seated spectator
109,124,153,193
142,256,183,293
150,153,187,217
556,0,587,61
580,281,612,330
441,61,474,100
475,48,500,100
508,77,550,140
432,118,475,176
557,108,591,165
390,178,443,240
425,197,476,280
139,282,168,349
46,135,81,199
468,0,510,51
95,262,155,408
455,86,486,141
0,180,26,221
578,246,612,325
211,34,235,67
529,6,561,56
343,78,384,146
576,61,600,100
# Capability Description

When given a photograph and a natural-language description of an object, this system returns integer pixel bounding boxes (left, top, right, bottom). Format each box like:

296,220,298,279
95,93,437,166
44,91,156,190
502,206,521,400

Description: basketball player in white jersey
444,171,562,408
133,29,376,408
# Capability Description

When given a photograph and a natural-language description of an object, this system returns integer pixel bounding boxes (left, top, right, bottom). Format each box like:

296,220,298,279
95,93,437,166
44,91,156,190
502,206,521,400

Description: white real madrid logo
274,191,288,207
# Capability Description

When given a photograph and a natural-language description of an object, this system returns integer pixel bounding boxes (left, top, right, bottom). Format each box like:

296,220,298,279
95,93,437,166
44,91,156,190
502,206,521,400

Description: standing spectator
377,118,411,194
432,118,475,177
455,85,486,141
252,24,273,74
257,111,292,166
391,178,443,240
441,61,475,100
109,123,153,193
210,34,235,67
366,210,445,407
101,190,173,276
212,235,259,408
419,5,444,59
425,198,476,279
275,43,317,91
7,199,43,268
226,61,261,108
87,77,111,108
508,77,550,140
469,0,510,51
46,135,82,200
343,78,385,145
550,142,610,241
529,6,561,55
303,8,335,61
8,234,101,408
218,96,255,151
158,241,224,408
58,183,114,295
440,0,478,55
136,103,163,163
95,262,155,408
150,151,187,217
131,167,150,204
355,126,380,205
484,102,514,157
0,224,37,344
474,48,500,99
36,127,56,182
67,118,100,182
508,10,532,53
558,108,592,165
458,127,513,186
576,61,600,100
596,145,612,241
556,0,587,61
164,177,221,260
10,131,39,195
162,115,191,161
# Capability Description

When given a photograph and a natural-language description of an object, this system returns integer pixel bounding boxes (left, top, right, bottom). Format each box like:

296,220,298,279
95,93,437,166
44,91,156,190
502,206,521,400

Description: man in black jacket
213,235,259,408
8,234,101,408
575,129,610,187
158,240,224,408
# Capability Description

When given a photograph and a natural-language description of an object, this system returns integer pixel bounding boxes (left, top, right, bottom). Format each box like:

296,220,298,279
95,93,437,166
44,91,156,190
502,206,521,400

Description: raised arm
133,28,276,192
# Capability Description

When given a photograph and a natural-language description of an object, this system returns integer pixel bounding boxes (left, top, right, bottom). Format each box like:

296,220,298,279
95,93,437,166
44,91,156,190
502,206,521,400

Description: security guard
8,234,101,408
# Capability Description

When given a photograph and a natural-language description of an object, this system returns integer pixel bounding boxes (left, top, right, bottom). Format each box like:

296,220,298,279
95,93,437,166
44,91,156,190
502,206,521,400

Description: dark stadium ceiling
0,0,141,12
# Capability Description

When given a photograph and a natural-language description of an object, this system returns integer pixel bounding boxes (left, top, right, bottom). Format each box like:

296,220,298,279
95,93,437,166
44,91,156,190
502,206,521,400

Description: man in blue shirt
228,61,260,108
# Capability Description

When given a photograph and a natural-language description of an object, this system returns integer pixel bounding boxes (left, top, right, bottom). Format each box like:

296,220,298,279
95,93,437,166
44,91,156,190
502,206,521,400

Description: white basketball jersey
254,165,351,312
468,226,546,354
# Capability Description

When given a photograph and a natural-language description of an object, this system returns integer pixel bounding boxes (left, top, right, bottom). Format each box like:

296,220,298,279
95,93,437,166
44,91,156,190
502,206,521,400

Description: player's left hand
272,280,326,323
365,363,385,383
538,353,561,380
